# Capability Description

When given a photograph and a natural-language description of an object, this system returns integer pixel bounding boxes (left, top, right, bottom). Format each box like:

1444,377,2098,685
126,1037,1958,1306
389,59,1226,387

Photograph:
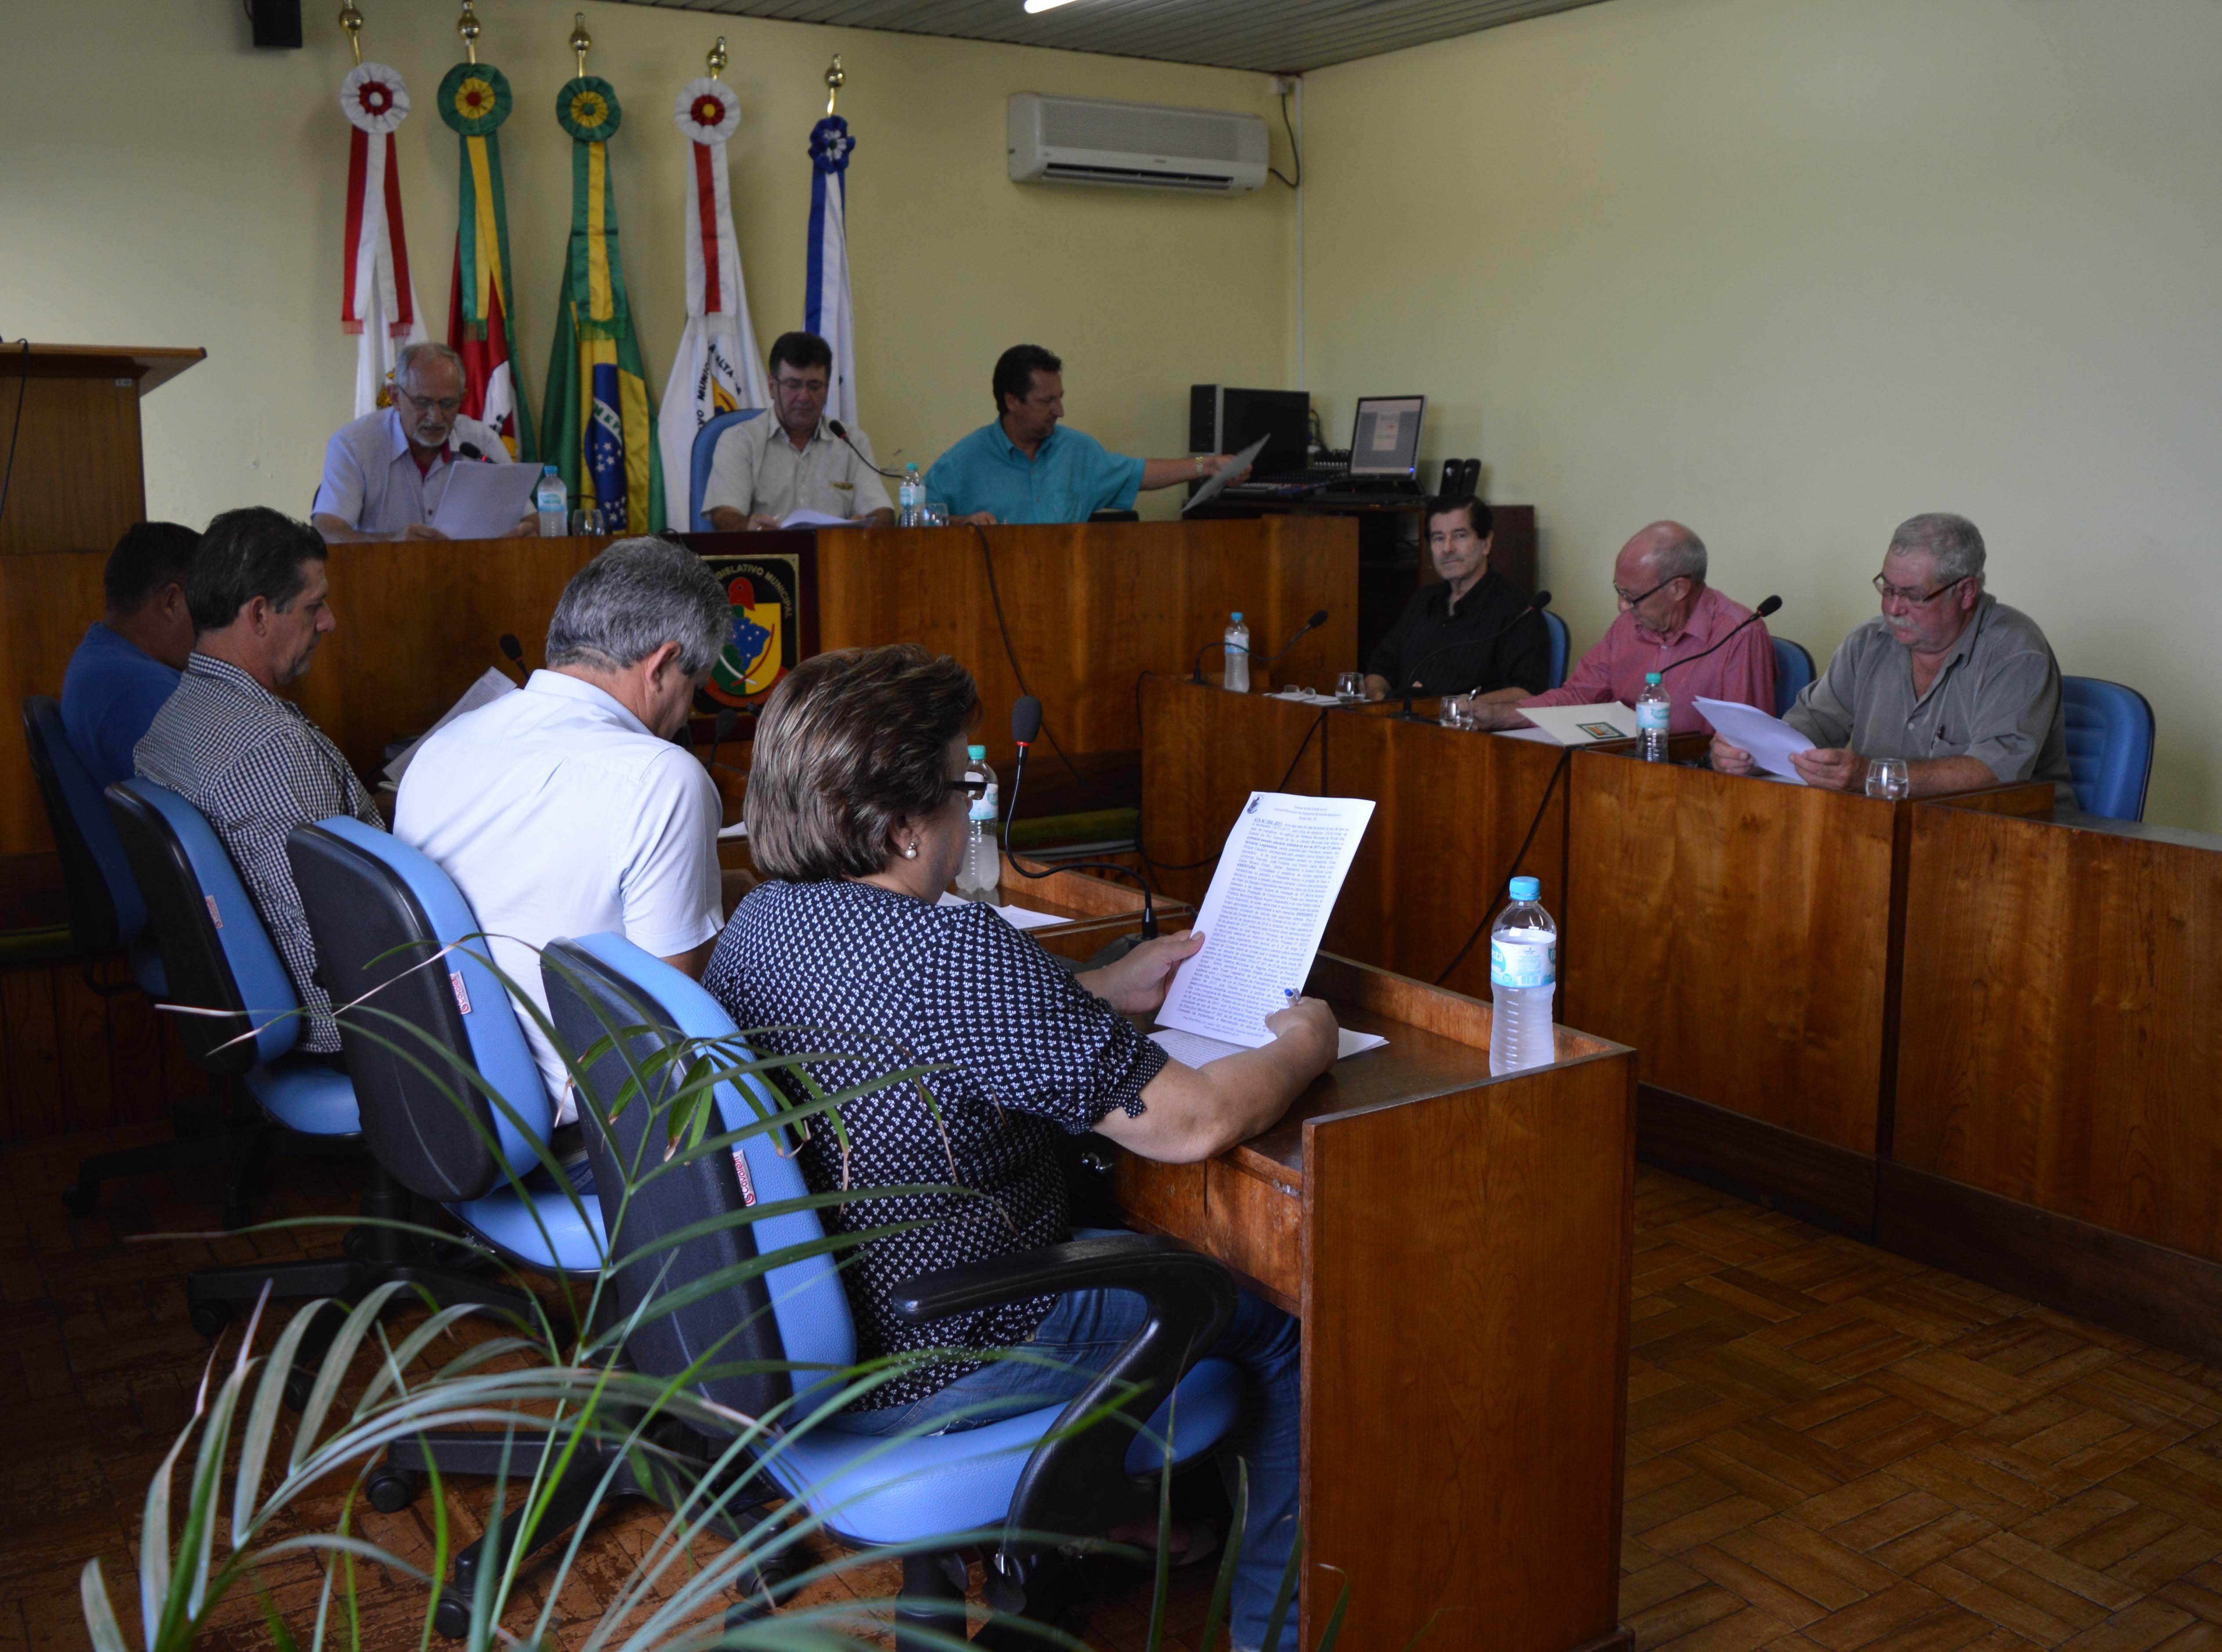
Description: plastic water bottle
1488,875,1558,1076
535,465,567,537
898,464,925,527
954,745,1001,901
1223,613,1251,693
1638,671,1670,763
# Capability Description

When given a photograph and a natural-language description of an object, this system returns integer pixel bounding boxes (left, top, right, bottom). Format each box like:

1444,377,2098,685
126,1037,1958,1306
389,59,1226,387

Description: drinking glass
1865,756,1911,801
570,506,606,536
1335,671,1363,704
1441,693,1475,729
920,501,950,527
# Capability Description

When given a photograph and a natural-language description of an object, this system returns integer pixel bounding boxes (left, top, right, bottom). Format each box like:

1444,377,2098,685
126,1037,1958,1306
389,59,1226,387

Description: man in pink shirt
1464,521,1775,736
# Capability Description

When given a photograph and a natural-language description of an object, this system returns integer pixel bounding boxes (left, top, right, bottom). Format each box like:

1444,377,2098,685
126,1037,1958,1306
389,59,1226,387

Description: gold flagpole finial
824,53,844,116
457,0,480,63
570,12,592,78
707,36,729,78
338,0,364,65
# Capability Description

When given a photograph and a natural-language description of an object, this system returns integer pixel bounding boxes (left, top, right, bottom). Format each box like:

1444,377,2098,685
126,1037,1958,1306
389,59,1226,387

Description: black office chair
372,932,1245,1646
22,698,278,1221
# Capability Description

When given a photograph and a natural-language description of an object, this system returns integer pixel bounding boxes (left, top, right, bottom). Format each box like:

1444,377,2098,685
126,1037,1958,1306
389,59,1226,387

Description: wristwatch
1194,455,1209,477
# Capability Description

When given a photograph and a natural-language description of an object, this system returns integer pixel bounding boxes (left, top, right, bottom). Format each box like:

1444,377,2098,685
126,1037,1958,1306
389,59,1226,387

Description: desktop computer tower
1188,385,1311,478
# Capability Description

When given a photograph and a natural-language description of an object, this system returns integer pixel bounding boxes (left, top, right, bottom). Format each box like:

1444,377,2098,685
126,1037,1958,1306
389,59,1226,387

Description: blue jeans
834,1279,1301,1651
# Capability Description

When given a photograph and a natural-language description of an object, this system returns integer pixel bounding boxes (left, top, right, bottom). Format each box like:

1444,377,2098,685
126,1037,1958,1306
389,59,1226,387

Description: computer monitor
1347,395,1425,479
1188,386,1311,478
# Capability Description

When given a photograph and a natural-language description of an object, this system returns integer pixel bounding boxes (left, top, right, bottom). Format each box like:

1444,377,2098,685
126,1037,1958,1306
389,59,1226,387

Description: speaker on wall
247,0,303,49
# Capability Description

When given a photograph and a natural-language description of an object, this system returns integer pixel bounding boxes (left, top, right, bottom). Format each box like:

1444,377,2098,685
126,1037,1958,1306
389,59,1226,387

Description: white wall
0,0,1294,528
1300,0,2222,830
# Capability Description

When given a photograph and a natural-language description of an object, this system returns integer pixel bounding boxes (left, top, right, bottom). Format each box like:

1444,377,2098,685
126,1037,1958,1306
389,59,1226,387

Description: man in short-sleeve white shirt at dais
703,330,893,531
311,341,534,543
395,538,729,1119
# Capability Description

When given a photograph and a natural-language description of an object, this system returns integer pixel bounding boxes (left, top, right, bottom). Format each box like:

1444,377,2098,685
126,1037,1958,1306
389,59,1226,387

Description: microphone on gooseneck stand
498,633,527,681
1004,694,1159,941
1398,589,1554,722
1657,594,1783,677
824,419,906,481
1191,609,1335,685
704,706,743,777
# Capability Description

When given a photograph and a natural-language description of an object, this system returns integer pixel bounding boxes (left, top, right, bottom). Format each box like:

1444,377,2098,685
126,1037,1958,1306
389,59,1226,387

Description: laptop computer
1222,394,1427,499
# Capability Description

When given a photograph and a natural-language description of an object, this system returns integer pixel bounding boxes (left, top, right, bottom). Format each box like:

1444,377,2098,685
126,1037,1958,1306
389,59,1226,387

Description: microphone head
1308,609,1329,628
498,633,523,663
1757,594,1783,618
713,706,742,739
457,441,485,461
1012,695,1043,747
1530,589,1554,612
827,419,848,438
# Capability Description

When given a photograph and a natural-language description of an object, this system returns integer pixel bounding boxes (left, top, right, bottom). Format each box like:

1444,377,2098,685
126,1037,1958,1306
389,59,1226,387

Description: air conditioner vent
1009,93,1269,194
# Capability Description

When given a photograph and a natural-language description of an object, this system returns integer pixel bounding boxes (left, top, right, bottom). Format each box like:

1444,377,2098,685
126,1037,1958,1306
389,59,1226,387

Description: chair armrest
888,1232,1230,1323
890,1232,1239,1565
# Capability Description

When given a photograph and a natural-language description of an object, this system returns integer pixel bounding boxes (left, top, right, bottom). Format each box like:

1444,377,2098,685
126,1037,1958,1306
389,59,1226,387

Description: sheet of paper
383,667,518,782
1517,702,1641,746
778,508,856,529
1155,791,1376,1048
935,891,1066,931
1151,1026,1388,1067
426,461,542,541
1264,689,1346,707
1496,724,1560,744
1180,432,1272,515
1696,697,1815,781
716,820,749,840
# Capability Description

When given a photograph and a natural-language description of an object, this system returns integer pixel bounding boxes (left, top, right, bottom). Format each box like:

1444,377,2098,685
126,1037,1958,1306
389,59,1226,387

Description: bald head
1614,521,1708,637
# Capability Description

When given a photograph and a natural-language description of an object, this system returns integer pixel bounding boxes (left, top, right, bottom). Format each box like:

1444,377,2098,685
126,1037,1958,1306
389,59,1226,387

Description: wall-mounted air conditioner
1008,93,1269,193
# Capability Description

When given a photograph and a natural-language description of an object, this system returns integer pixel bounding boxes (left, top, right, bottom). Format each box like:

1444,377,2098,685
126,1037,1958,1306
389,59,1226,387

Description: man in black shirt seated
1362,495,1550,701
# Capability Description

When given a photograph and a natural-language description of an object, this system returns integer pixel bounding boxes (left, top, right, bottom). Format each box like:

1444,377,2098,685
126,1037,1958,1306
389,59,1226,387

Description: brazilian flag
543,76,662,534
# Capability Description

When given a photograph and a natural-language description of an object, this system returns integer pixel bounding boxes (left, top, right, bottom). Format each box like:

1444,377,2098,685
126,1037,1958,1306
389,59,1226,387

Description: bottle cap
543,463,559,475
967,744,986,760
1509,876,1541,901
1645,672,1662,685
1231,612,1244,623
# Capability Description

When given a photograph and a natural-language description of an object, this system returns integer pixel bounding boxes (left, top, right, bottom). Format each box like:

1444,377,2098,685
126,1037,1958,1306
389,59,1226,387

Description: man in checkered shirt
134,507,385,1054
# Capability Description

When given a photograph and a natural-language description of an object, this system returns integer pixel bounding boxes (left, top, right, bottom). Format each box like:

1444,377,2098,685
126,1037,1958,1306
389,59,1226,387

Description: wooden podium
0,344,202,558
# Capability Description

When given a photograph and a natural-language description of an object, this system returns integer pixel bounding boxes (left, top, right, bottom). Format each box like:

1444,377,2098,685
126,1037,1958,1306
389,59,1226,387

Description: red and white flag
340,62,427,417
658,76,770,518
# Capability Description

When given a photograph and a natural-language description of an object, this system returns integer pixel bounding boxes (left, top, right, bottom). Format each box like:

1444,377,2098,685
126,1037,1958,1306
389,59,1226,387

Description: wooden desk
1076,953,1635,1652
1561,749,2052,1235
1883,797,2222,1361
1137,676,1571,997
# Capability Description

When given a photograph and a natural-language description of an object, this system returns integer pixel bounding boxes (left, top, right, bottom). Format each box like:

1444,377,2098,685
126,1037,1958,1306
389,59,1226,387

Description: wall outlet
1267,74,1300,97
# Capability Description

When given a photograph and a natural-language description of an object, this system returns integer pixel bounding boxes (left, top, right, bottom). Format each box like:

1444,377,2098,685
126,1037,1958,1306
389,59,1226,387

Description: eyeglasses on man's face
1613,575,1677,608
397,389,462,416
773,376,829,396
1873,572,1968,607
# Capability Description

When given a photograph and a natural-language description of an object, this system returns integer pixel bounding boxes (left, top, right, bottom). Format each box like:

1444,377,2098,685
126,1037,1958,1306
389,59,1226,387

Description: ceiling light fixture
1022,0,1079,13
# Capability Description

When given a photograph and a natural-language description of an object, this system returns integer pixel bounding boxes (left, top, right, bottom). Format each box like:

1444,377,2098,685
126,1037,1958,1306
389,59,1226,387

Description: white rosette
675,76,743,143
341,62,411,133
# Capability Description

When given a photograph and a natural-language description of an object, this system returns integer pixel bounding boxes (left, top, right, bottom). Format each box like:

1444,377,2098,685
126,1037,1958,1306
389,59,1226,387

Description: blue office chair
286,816,604,1275
2061,676,2156,821
1543,610,1569,690
1771,636,1815,718
377,932,1243,1646
106,782,521,1371
689,408,766,530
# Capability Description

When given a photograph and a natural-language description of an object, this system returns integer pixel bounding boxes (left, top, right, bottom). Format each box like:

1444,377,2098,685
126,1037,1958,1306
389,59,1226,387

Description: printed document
1696,697,1815,781
425,461,543,542
1516,702,1641,746
935,891,1065,931
1151,1025,1387,1067
1156,791,1375,1048
779,508,856,529
1180,432,1272,515
382,667,517,782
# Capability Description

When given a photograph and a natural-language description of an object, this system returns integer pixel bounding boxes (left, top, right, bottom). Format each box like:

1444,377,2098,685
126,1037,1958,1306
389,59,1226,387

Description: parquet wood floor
10,1122,2222,1652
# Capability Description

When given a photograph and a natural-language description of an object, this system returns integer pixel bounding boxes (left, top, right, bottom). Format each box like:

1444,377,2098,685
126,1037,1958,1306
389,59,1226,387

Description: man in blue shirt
925,344,1246,525
60,520,200,786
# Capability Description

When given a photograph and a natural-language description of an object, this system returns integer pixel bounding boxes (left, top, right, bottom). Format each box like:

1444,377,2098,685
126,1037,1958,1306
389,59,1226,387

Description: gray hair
1888,513,1986,589
395,340,466,390
1650,526,1708,585
545,538,731,676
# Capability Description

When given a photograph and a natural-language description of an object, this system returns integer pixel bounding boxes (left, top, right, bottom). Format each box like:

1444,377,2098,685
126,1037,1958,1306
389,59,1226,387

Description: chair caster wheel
366,1466,416,1514
62,1182,97,1216
189,1300,232,1339
432,1590,472,1640
283,1366,316,1412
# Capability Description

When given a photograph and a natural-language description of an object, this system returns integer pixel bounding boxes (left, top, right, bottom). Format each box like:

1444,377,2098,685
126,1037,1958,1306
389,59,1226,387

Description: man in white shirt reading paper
311,343,536,543
702,332,894,531
395,538,729,1174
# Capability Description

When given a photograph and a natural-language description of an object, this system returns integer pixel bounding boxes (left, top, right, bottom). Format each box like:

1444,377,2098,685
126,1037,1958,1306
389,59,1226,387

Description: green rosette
439,62,512,135
557,76,621,143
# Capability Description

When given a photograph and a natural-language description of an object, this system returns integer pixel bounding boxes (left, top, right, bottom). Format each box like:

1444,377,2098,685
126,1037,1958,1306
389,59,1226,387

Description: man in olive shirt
1713,513,2072,803
1363,496,1550,701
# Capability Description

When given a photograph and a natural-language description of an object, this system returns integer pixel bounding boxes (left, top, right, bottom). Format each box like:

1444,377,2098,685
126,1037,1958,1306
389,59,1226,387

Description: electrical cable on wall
1269,89,1302,189
0,339,32,533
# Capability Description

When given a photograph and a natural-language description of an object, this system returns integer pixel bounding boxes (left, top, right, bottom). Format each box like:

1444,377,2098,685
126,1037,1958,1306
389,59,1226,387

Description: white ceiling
609,0,1608,74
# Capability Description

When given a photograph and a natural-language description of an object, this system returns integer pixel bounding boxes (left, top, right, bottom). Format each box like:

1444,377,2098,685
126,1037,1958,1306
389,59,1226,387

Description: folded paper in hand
1695,697,1815,781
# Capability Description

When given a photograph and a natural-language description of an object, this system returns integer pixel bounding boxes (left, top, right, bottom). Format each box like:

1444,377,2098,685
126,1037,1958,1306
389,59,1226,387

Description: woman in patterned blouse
706,644,1336,1651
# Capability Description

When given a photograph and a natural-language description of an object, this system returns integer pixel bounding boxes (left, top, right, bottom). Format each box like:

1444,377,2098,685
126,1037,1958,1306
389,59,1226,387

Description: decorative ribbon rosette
339,62,417,340
655,74,771,516
809,115,856,175
437,59,532,456
559,76,622,144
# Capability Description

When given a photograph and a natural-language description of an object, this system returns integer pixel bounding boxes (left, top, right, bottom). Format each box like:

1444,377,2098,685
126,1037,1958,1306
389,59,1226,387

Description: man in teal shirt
925,344,1246,525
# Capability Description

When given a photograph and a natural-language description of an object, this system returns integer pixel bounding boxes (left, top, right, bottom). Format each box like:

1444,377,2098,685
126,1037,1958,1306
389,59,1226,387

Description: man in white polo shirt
395,537,727,1147
311,342,536,543
702,331,894,531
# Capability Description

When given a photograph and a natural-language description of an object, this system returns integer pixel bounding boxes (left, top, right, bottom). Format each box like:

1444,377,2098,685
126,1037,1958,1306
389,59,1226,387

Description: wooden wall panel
1892,804,2222,1260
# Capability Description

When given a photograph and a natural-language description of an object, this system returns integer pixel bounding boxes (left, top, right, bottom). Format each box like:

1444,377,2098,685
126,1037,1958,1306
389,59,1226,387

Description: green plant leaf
78,1560,128,1652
